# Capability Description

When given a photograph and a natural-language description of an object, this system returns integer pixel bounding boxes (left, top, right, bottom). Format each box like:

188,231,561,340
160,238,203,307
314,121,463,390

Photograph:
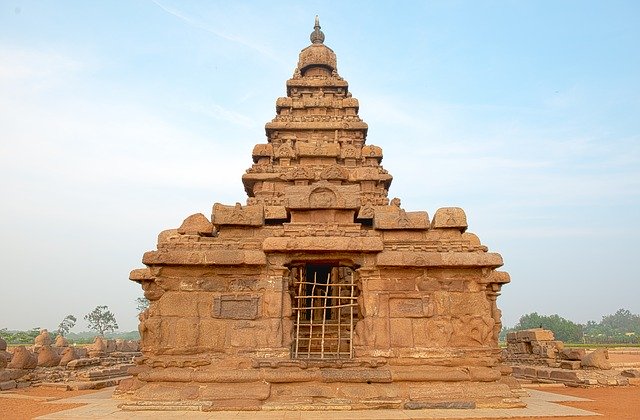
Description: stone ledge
376,251,504,268
262,236,383,252
142,250,267,266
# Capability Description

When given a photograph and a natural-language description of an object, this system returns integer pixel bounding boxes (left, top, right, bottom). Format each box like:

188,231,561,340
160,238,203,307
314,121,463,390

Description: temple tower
119,18,519,411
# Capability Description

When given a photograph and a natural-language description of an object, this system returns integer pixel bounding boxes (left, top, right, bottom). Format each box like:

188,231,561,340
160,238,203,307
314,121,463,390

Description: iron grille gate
291,264,357,359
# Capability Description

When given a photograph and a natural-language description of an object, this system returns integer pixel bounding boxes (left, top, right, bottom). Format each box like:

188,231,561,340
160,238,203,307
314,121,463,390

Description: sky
1,1,638,333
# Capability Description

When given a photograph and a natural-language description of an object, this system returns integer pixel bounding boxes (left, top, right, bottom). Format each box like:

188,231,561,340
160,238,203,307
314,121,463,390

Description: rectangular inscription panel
213,294,261,320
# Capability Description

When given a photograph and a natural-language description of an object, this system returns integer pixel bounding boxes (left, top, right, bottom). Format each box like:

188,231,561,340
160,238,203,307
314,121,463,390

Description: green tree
583,308,640,344
57,314,77,336
0,327,41,344
84,306,118,336
600,308,640,334
135,297,149,314
511,312,584,342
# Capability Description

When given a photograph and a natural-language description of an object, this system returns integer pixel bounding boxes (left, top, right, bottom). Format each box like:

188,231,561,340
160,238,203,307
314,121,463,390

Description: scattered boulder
116,339,140,352
106,339,117,354
0,337,9,369
37,345,61,367
88,337,107,357
54,335,69,347
75,347,88,358
58,347,78,366
581,348,611,370
34,329,52,349
66,358,100,369
0,369,26,382
621,369,640,378
8,346,37,369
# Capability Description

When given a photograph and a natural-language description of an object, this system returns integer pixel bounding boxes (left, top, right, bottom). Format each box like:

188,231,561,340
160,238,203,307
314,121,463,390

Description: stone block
389,297,429,318
164,318,200,351
411,318,430,347
66,358,100,369
0,369,26,382
156,292,199,318
468,367,501,382
213,294,261,320
621,369,640,378
262,236,383,252
550,370,579,382
199,382,270,400
560,348,586,361
284,182,360,209
516,329,555,342
374,208,430,230
0,380,16,390
389,318,413,347
178,213,213,236
391,367,469,382
560,361,582,370
264,206,287,220
212,203,264,226
270,382,335,399
376,251,503,268
431,207,468,232
405,401,475,409
135,383,200,402
320,368,392,383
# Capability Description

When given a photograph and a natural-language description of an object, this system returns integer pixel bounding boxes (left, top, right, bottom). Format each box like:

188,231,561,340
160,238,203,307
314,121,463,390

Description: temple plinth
117,18,520,411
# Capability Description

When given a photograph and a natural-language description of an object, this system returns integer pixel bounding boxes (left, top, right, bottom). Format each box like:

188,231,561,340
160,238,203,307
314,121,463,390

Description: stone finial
310,15,325,44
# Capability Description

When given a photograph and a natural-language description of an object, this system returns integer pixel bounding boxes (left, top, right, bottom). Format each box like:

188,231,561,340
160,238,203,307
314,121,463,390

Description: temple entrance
290,263,358,359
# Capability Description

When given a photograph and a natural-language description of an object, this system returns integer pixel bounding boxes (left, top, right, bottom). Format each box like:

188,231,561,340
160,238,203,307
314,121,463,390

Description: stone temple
119,18,519,411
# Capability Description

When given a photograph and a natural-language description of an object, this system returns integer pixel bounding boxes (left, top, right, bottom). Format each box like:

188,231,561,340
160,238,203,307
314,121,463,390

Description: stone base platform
116,364,523,411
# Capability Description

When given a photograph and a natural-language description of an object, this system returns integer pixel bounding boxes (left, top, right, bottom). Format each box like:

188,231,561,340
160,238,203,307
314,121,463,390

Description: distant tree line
501,308,640,344
1,305,130,345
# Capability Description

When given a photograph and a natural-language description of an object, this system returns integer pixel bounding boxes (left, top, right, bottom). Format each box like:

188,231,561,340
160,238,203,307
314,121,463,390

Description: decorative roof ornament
310,15,325,44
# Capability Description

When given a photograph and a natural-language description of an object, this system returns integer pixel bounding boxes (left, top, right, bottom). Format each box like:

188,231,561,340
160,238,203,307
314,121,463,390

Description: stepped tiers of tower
117,18,519,411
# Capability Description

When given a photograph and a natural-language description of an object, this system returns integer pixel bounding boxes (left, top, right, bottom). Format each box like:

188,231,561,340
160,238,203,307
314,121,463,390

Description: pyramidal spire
310,15,325,44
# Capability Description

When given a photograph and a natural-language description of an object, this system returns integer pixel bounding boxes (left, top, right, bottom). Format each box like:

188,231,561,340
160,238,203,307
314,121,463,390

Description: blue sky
1,1,638,332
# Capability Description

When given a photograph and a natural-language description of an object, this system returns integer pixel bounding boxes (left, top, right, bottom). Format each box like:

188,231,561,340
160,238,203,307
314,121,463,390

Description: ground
0,383,637,419
0,387,98,419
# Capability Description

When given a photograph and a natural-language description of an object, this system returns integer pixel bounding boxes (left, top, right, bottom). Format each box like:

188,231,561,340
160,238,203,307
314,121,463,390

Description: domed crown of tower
297,16,338,75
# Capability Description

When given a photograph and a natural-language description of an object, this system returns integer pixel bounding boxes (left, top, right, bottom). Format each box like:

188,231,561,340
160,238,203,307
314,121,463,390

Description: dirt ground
0,387,98,419
0,378,638,419
469,384,640,420
608,350,640,365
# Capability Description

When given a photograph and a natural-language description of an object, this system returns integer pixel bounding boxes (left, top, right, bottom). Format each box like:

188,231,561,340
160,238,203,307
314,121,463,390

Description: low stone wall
0,336,141,391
